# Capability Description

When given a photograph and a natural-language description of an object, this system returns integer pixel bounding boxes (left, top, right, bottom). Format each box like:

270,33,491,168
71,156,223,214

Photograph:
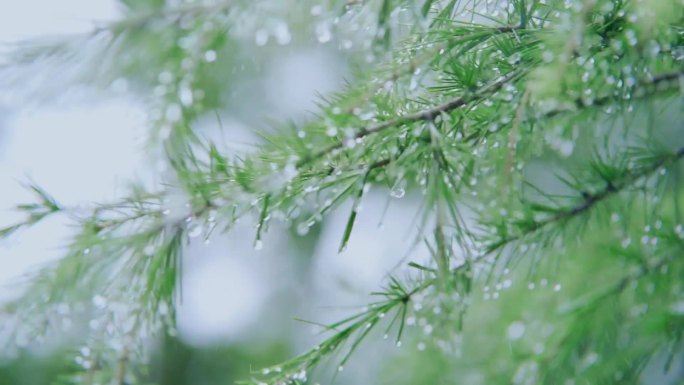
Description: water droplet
310,5,323,15
187,223,203,238
179,86,194,107
165,103,183,123
204,50,217,62
143,245,155,256
158,71,174,84
254,240,263,250
553,283,562,292
296,223,310,236
390,181,406,198
670,301,684,315
582,352,599,367
315,22,332,43
507,321,526,340
338,365,344,372
255,29,269,46
417,342,426,351
528,282,535,290
274,22,291,45
92,295,107,309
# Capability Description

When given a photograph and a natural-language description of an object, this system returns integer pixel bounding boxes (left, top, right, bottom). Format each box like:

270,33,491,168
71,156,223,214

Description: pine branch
297,69,524,168
544,70,684,119
485,146,684,254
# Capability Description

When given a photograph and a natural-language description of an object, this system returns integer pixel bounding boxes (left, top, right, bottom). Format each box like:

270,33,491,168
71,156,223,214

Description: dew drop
315,22,332,43
204,50,217,62
507,321,526,340
274,22,291,45
255,29,269,46
165,103,183,123
187,223,203,238
296,223,310,236
179,86,194,107
143,245,155,256
92,295,107,309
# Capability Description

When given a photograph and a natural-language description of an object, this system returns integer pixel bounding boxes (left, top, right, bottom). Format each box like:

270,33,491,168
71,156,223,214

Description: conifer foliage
1,0,684,384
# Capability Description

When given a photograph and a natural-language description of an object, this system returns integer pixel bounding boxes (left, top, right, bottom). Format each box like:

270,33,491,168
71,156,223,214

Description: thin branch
340,25,521,115
545,70,684,118
484,146,684,253
297,70,524,168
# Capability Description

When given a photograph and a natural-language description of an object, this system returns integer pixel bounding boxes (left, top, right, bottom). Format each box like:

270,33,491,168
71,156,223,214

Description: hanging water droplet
158,71,174,84
254,240,263,250
274,22,291,45
296,223,310,236
179,86,194,107
80,346,91,357
144,245,155,256
255,29,269,46
92,295,107,309
165,103,182,123
188,223,203,238
204,50,217,62
390,185,405,198
315,22,332,43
